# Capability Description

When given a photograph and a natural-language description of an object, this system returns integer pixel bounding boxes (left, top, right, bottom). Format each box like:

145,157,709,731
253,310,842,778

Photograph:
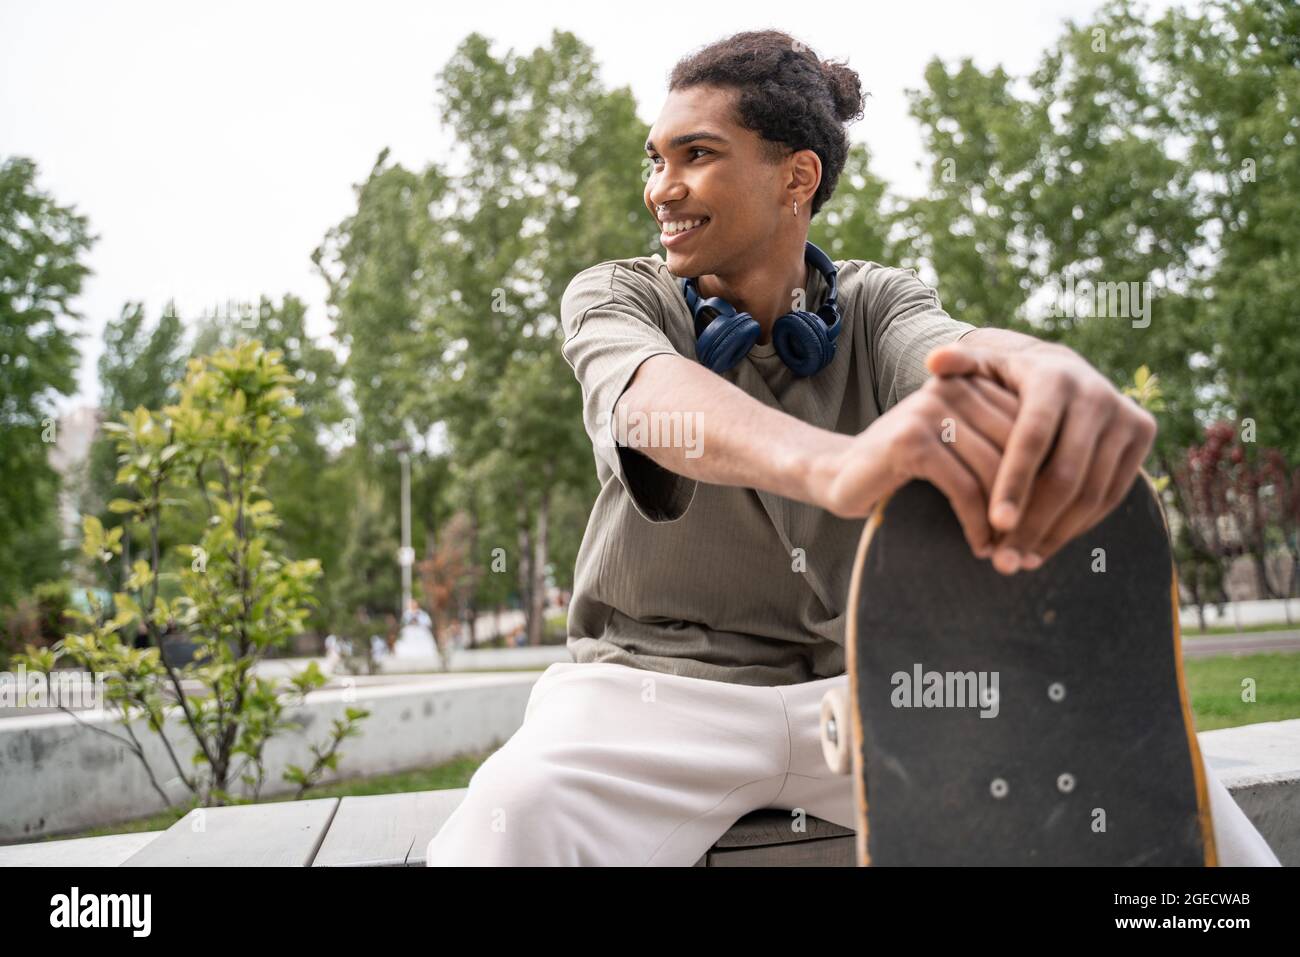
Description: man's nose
646,174,685,210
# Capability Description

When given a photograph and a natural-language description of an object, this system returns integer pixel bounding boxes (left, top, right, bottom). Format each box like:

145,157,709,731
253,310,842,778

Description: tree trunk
516,481,532,645
528,463,553,646
465,505,479,647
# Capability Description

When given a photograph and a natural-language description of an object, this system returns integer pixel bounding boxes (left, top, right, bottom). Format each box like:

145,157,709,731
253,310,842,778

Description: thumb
926,340,995,377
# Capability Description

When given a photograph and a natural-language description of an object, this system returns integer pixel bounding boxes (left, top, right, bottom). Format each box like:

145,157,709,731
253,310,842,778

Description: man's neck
697,241,811,346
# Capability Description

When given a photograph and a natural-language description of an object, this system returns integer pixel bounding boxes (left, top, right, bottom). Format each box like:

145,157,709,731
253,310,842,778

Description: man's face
643,85,789,277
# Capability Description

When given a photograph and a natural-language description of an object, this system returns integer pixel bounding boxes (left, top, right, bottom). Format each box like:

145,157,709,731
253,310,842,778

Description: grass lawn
1182,621,1298,637
1184,652,1300,732
26,651,1299,844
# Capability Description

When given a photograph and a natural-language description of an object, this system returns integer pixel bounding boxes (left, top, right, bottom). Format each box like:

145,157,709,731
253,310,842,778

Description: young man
426,31,1279,866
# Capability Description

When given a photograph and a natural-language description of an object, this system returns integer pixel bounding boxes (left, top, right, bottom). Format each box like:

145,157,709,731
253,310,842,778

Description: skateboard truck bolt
990,778,1009,798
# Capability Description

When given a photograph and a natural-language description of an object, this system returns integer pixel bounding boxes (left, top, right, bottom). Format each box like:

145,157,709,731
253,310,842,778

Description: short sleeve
560,264,698,524
864,267,979,411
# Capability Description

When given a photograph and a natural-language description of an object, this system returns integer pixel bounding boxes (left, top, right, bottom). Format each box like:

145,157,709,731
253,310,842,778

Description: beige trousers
425,661,1281,867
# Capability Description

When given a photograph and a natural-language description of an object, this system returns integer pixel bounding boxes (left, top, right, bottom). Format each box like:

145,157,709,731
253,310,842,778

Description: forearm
614,353,855,509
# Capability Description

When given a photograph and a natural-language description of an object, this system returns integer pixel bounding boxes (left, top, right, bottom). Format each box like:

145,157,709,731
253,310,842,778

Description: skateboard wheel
820,687,851,775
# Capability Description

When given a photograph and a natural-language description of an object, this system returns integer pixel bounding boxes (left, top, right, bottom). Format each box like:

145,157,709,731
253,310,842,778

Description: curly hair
667,30,865,219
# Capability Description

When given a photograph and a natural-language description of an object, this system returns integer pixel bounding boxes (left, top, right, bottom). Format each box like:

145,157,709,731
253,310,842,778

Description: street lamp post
392,441,413,618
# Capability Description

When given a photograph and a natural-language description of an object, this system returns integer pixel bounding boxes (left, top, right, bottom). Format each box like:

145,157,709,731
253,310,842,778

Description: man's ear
788,148,822,207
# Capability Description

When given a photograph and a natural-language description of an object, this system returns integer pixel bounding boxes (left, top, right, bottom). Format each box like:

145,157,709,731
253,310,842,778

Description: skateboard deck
820,471,1217,866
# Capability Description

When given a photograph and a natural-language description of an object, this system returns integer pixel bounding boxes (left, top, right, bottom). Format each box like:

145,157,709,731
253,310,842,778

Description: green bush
16,341,368,808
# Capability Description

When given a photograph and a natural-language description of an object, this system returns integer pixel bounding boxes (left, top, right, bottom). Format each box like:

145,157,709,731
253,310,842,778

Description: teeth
663,218,707,235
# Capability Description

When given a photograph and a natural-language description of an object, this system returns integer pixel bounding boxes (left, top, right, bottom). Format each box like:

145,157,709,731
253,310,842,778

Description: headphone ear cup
697,312,761,374
772,311,835,378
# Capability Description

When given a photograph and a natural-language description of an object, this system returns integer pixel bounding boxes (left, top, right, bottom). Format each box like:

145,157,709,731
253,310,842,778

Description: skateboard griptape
844,473,1217,866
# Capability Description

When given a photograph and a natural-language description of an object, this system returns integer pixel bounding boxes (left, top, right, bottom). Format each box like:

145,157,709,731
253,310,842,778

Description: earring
793,200,799,217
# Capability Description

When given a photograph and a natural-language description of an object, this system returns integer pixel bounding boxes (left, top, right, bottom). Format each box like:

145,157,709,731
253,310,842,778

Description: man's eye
646,148,711,167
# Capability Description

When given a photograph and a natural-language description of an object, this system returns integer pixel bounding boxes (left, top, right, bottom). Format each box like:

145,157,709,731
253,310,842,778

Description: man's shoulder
564,254,677,306
561,254,679,333
830,260,945,321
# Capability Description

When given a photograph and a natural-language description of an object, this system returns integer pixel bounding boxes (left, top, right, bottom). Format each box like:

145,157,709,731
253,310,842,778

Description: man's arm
615,350,1021,556
614,353,845,505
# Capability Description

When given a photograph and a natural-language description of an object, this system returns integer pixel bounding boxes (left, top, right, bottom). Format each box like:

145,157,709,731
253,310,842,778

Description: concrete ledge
1180,598,1300,631
378,646,572,673
0,672,539,842
1201,719,1300,865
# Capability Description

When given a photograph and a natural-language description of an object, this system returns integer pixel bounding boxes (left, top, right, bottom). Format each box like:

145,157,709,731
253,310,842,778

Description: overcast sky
1,0,1167,413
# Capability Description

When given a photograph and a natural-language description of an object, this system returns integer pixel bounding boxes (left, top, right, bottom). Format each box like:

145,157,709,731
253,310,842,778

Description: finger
1003,396,1113,562
1092,406,1156,517
1099,435,1151,517
938,405,1004,500
967,374,1019,419
925,342,1019,389
932,376,1017,451
988,378,1068,533
925,342,987,378
1033,430,1133,561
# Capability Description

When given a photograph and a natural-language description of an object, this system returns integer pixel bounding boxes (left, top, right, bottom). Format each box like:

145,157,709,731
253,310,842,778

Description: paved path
1181,629,1300,659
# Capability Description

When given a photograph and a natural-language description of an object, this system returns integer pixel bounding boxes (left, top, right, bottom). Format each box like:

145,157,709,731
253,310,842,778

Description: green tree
428,30,651,643
810,143,903,266
80,300,189,592
0,156,96,604
190,293,353,633
1156,0,1300,464
18,341,367,807
330,469,402,666
895,0,1296,473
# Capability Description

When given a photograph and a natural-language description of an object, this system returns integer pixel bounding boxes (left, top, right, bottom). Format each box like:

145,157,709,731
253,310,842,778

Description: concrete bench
100,789,853,867
5,718,1298,867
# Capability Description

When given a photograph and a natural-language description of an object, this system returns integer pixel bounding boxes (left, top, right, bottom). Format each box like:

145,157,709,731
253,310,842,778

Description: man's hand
818,374,1019,557
926,337,1157,574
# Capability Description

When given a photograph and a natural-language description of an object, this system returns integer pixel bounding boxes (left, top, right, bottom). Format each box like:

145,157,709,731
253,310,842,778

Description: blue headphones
681,240,842,378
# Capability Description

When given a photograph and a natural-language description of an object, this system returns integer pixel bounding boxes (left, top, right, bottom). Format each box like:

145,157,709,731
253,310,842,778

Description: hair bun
820,58,865,124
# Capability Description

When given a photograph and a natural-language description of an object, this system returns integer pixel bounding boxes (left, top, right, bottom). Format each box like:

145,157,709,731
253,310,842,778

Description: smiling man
426,30,1279,867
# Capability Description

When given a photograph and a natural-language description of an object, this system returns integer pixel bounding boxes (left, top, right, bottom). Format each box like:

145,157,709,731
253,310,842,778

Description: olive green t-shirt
558,253,978,686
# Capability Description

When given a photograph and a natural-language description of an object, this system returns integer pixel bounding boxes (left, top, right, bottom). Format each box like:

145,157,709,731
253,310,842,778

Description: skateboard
820,471,1218,865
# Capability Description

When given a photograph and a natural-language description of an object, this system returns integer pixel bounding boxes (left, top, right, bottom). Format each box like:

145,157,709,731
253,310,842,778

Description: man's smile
660,216,710,247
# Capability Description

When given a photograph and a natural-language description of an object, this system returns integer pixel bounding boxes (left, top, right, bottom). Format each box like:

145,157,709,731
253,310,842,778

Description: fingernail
992,502,1018,528
995,547,1020,574
1021,552,1043,570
